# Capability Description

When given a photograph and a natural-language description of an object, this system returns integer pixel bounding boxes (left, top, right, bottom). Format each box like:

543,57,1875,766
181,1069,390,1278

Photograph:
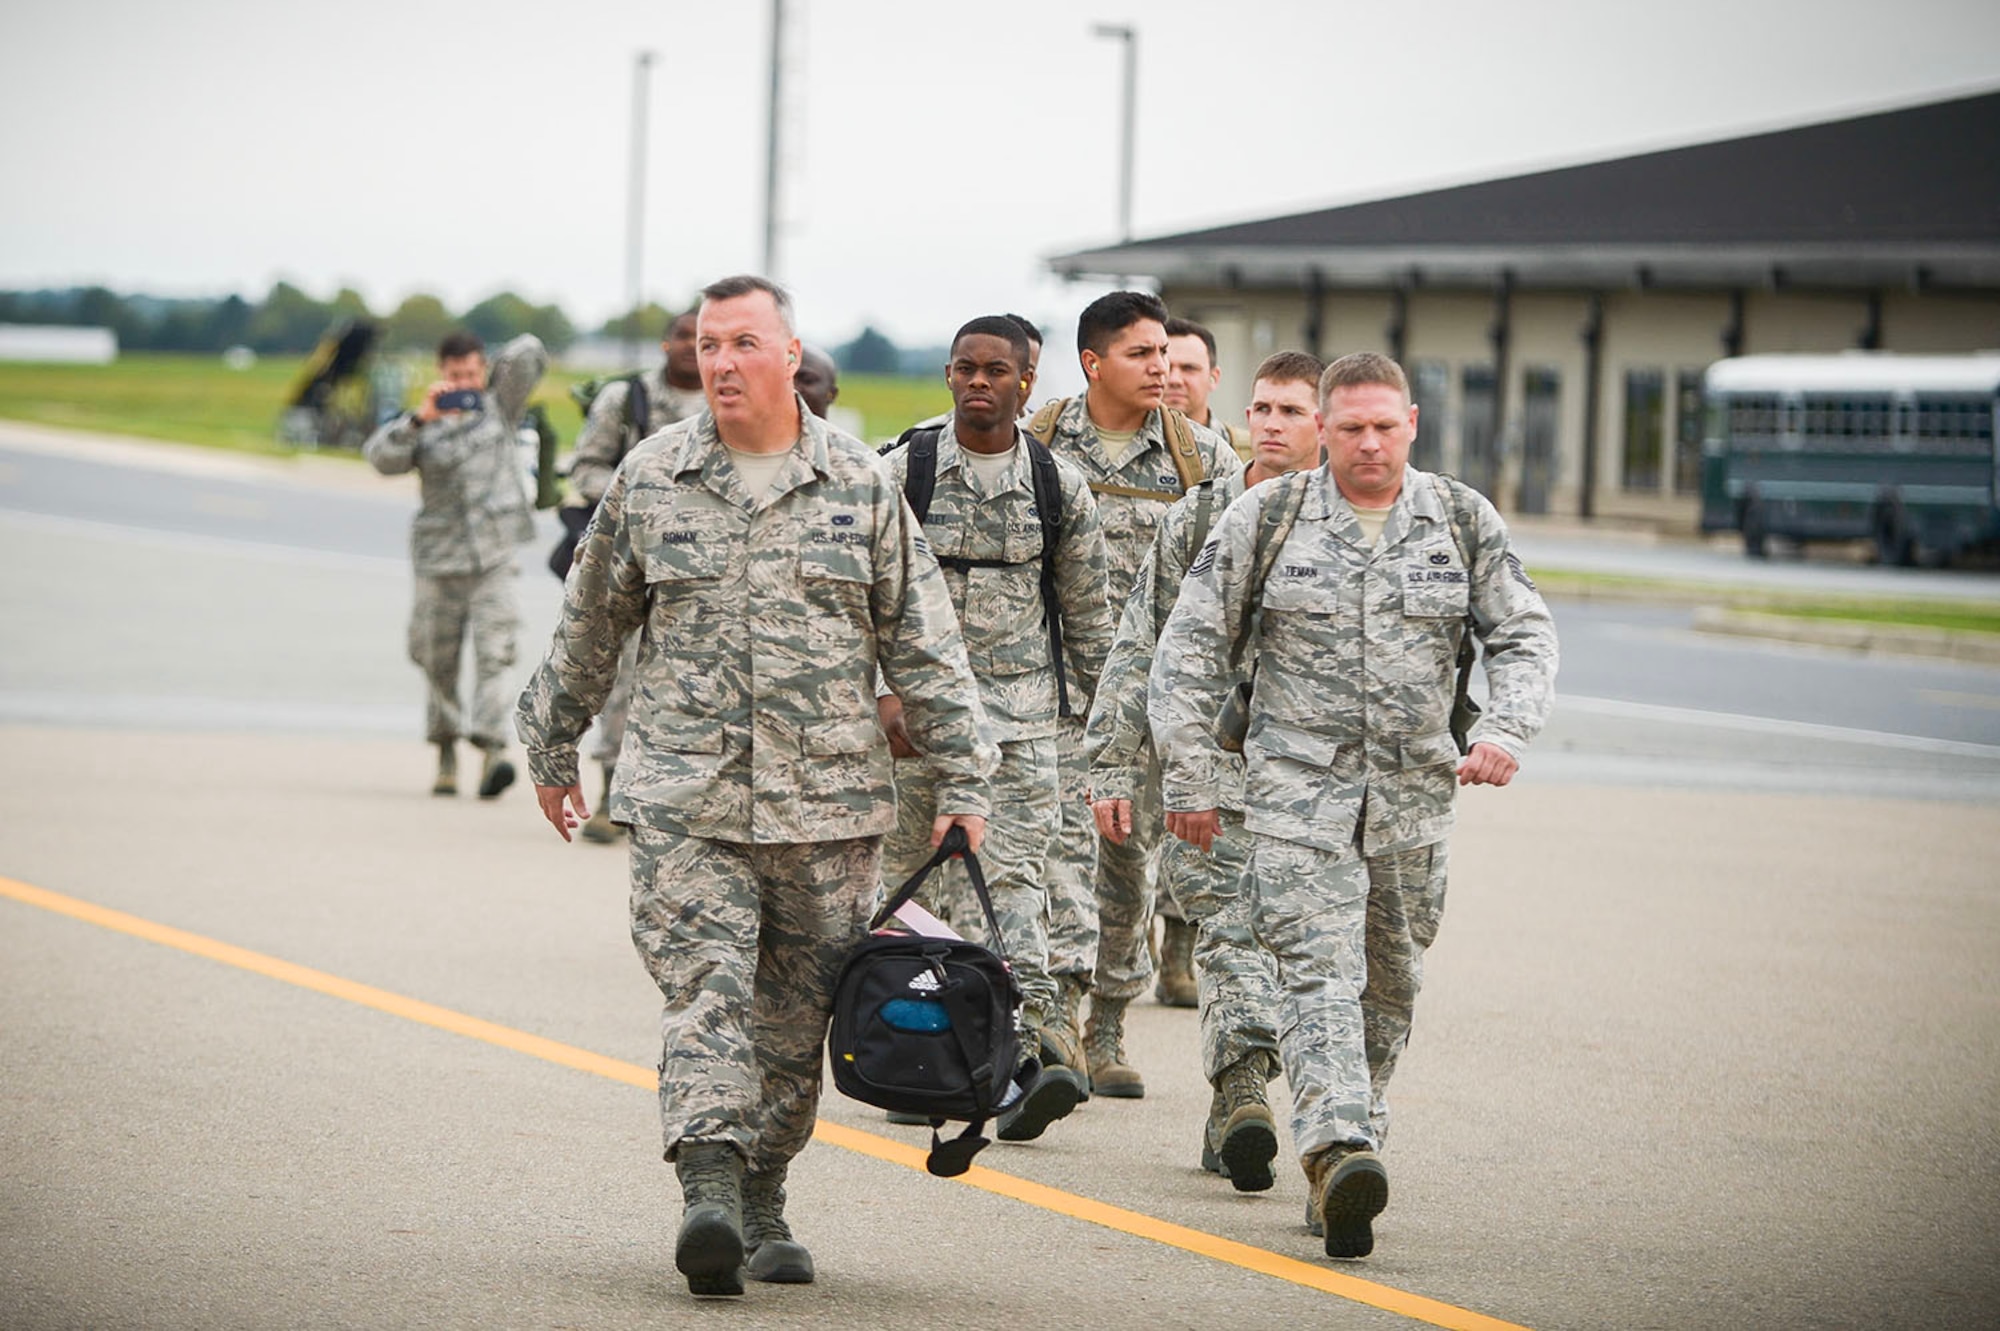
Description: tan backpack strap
1160,407,1207,493
1089,481,1183,503
1026,397,1068,446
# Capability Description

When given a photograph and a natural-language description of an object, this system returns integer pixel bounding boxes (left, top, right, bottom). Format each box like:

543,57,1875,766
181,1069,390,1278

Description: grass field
1527,568,2000,635
0,354,951,455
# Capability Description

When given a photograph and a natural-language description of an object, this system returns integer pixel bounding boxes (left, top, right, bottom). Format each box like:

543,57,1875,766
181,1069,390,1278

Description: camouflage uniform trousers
629,824,881,1173
1245,830,1450,1161
407,565,518,750
587,627,642,766
1158,808,1280,1083
1042,718,1100,984
1095,747,1163,1004
881,736,1058,1022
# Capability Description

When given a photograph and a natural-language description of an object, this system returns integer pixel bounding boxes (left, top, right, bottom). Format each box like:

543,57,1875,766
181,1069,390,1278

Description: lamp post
1091,23,1136,245
626,50,656,362
763,0,784,279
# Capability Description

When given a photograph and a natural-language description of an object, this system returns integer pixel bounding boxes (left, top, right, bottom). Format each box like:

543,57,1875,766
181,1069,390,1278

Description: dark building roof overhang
1048,89,2000,295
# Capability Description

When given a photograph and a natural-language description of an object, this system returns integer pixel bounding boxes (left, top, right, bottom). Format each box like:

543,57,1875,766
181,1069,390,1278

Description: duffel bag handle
869,824,1009,959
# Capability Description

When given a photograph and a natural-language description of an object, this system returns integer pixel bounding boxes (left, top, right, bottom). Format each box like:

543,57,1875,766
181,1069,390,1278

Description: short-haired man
1165,318,1253,466
518,275,994,1297
365,328,547,800
794,345,840,419
1085,350,1322,1192
1030,290,1244,1099
1151,352,1558,1261
878,315,1114,1141
564,311,706,844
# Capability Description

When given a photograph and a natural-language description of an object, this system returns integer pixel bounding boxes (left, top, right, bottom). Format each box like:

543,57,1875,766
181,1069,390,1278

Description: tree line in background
0,284,580,357
0,284,946,373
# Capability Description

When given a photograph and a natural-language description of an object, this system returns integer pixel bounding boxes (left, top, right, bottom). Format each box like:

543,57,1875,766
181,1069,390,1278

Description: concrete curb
1692,606,2000,666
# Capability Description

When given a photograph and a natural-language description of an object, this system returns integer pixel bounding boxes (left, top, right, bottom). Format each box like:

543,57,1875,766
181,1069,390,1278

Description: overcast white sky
3,0,1997,356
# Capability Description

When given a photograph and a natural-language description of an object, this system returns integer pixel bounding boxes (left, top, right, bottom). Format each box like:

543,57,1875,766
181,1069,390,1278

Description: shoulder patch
1505,551,1536,591
1188,538,1219,578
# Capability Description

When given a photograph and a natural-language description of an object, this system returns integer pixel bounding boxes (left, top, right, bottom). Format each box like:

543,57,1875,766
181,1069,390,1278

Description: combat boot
1154,916,1198,1007
742,1165,813,1284
1039,976,1091,1096
1209,1051,1279,1192
476,745,516,800
673,1142,745,1296
1305,1146,1388,1260
431,743,457,797
1082,996,1144,1099
996,1020,1086,1142
580,762,621,844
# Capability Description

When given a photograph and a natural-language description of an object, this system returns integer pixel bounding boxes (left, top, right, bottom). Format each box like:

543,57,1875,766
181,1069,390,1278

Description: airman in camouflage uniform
365,330,546,800
562,312,707,844
1088,351,1325,1192
1035,291,1242,1099
517,277,994,1297
878,315,1113,1144
1151,352,1558,1261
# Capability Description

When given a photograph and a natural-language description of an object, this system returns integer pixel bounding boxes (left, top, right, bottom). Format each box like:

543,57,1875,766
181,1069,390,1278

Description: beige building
1049,90,2000,525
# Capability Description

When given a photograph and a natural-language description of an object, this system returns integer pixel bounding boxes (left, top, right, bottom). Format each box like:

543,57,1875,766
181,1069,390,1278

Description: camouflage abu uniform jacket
1150,464,1559,857
517,401,997,843
364,334,546,576
881,422,1115,742
565,367,705,509
1039,393,1243,706
1084,468,1246,805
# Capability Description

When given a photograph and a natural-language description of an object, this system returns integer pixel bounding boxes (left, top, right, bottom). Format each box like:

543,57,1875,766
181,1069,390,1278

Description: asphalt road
3,423,1998,1330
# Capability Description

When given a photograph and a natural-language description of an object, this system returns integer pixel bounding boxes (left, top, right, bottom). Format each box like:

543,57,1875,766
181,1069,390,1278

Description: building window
1460,365,1499,498
1674,370,1705,494
1622,369,1664,492
1409,360,1449,473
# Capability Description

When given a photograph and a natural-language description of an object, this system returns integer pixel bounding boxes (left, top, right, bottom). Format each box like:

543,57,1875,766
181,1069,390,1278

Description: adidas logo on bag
906,971,943,993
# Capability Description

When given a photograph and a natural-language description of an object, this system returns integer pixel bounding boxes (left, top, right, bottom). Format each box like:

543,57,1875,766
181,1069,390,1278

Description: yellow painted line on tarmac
2,874,1528,1331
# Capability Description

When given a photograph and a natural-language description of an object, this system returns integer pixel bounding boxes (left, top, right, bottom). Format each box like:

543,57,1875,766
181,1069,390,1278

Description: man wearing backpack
1029,291,1243,1101
1085,350,1323,1194
562,311,705,843
1150,352,1558,1262
877,315,1114,1142
1165,317,1255,469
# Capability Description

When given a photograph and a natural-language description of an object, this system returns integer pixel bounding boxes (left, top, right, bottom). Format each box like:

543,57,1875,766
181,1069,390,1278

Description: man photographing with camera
365,327,547,801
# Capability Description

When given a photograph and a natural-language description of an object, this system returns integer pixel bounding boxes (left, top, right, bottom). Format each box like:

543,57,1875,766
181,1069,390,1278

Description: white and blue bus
1699,353,2000,564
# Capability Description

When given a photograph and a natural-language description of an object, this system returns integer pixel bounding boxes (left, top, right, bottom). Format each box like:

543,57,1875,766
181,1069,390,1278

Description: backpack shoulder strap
901,426,943,525
624,372,650,444
1023,436,1072,718
1186,479,1219,560
1230,471,1311,668
1025,397,1069,446
1160,407,1207,493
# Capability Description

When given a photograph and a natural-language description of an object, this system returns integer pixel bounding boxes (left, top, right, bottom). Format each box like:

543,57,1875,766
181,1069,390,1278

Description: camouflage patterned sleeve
487,334,548,426
1081,543,1161,803
1463,494,1560,759
514,466,651,788
567,379,632,506
870,483,999,815
1051,463,1114,713
1148,490,1263,813
1085,490,1203,798
362,414,420,476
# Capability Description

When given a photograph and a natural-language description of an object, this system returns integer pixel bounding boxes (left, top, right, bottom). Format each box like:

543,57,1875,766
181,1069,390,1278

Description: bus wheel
1872,508,1915,567
1741,500,1769,559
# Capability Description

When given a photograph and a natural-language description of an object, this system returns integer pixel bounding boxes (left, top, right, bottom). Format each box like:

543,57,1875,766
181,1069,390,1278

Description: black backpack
828,826,1030,1177
885,425,1075,717
547,373,653,579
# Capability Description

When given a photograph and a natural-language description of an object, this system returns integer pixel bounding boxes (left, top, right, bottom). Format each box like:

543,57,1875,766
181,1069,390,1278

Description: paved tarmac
3,420,1999,1328
4,728,1997,1330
